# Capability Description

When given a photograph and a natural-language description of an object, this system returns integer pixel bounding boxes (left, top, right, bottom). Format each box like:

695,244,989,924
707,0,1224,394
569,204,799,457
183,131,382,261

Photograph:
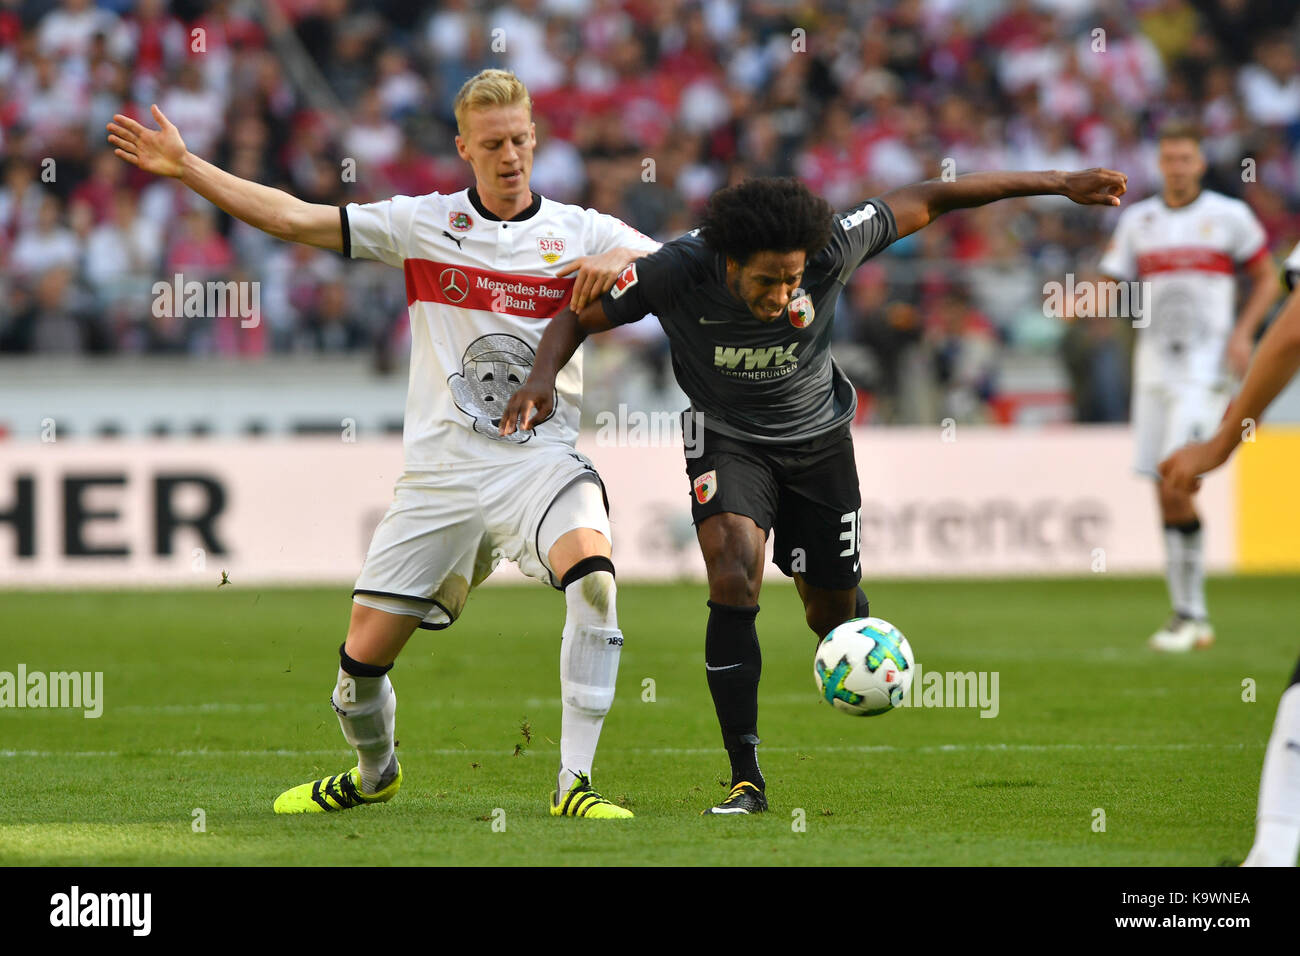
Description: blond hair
1157,119,1202,146
453,69,532,135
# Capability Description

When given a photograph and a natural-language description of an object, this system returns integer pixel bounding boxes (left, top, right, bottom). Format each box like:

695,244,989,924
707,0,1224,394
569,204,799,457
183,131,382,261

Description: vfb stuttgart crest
537,237,565,264
449,211,473,232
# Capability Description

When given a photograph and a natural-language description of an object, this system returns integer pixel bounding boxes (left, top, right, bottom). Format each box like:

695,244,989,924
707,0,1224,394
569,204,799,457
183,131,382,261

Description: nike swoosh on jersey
705,662,744,671
698,316,731,325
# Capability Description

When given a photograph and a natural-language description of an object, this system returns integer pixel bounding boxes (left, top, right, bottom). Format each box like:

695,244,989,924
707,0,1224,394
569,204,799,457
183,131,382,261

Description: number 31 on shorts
839,508,861,559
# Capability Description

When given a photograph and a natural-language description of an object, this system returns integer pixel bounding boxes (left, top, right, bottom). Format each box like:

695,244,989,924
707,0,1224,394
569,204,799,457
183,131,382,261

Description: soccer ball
813,617,914,716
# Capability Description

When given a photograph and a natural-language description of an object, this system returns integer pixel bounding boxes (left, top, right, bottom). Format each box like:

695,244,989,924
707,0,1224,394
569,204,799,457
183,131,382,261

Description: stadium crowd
1,0,1298,424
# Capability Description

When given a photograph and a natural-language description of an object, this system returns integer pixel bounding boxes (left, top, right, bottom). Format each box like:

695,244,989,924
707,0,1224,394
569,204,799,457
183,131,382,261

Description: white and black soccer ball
813,617,915,716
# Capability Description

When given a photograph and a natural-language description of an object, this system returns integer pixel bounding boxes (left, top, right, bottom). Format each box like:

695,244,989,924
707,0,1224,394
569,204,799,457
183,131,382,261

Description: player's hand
107,105,188,179
1061,168,1127,207
1226,329,1254,379
560,247,638,312
1158,437,1232,496
499,377,555,436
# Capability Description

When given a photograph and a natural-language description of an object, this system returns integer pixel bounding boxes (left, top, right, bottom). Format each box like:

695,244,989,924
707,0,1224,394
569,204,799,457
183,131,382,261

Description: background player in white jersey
107,69,659,819
1099,121,1279,652
1161,241,1300,866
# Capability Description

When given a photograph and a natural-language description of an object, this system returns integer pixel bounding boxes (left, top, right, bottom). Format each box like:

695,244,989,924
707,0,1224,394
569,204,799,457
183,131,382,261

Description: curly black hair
698,177,834,265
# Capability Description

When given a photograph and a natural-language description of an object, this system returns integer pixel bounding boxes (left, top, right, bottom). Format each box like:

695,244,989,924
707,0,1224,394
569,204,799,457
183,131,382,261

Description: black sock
705,600,763,790
854,586,870,619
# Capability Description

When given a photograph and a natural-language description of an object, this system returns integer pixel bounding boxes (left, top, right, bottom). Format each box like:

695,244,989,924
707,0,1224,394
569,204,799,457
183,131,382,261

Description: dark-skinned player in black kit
502,169,1127,814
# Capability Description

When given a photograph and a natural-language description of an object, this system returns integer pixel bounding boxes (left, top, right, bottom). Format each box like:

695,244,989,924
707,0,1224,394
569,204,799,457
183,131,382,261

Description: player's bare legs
697,513,768,812
547,526,611,579
1151,477,1213,651
792,575,859,639
344,602,422,667
540,493,632,818
698,512,765,605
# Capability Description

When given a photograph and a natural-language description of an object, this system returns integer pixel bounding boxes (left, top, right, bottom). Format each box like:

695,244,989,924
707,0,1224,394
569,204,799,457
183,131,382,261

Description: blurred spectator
344,90,403,169
838,263,925,424
1060,283,1132,424
157,61,225,158
84,187,162,306
0,266,100,353
927,287,1000,423
165,207,232,280
0,157,45,239
10,194,80,278
300,279,365,353
1237,37,1300,128
38,0,129,63
71,150,127,224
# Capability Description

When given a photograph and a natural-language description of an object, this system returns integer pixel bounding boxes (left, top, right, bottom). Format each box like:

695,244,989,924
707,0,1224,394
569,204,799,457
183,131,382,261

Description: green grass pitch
1,576,1294,866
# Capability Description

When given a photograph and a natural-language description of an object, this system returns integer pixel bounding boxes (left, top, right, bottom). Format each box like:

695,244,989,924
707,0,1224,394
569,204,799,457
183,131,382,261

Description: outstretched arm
107,104,342,251
499,300,616,436
1226,252,1281,377
881,168,1128,239
1160,285,1300,493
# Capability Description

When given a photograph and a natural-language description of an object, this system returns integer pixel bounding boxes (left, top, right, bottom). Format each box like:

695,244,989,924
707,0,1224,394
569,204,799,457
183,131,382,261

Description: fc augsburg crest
789,289,814,328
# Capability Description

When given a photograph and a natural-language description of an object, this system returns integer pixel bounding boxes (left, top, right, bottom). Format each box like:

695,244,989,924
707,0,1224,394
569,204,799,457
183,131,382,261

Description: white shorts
1132,381,1230,479
353,447,610,630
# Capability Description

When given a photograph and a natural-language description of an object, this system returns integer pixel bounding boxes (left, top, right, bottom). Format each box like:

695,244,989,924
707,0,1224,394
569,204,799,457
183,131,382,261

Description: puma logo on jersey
442,230,464,250
713,343,800,370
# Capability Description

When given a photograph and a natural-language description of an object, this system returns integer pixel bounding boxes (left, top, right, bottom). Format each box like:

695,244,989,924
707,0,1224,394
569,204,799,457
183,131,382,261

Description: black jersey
600,197,898,443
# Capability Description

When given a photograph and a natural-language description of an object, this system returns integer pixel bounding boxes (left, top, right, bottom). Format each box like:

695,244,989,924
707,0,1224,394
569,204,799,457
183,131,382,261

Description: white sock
558,569,622,793
1180,523,1206,620
332,667,396,794
1243,682,1300,866
1162,527,1189,617
1163,524,1205,618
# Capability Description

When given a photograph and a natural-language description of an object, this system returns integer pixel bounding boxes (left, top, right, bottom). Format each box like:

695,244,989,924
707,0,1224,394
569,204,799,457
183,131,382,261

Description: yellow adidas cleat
550,772,634,819
273,763,402,814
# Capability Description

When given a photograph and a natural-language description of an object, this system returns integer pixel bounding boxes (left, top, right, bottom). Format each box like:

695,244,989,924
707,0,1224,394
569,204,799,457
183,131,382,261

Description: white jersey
1284,241,1300,291
1099,190,1268,386
344,188,659,468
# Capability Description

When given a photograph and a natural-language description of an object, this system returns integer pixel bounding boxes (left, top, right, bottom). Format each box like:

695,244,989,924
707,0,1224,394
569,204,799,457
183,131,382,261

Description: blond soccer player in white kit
108,70,659,818
1099,122,1279,652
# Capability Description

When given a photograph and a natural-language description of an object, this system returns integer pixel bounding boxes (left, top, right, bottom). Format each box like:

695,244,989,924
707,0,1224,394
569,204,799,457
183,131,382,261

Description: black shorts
685,422,862,590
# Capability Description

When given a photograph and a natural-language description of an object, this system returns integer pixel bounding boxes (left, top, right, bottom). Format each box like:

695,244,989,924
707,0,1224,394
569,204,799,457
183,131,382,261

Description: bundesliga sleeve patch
609,262,639,299
693,469,717,504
